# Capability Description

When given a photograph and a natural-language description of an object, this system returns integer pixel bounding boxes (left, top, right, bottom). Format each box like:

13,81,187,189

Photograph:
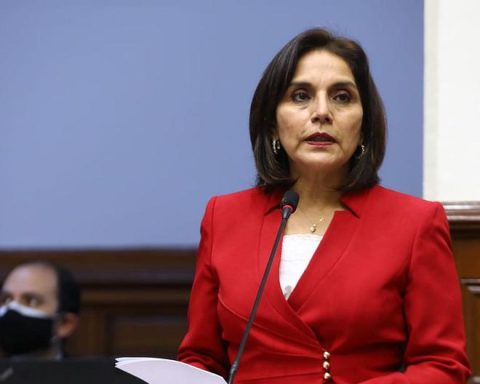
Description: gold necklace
298,207,324,233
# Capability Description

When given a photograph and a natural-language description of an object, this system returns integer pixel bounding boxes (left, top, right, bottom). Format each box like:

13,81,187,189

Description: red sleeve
177,197,229,378
358,203,471,383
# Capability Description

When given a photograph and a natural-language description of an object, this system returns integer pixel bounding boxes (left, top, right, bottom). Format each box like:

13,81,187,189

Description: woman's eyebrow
287,81,312,88
288,80,358,89
331,80,358,90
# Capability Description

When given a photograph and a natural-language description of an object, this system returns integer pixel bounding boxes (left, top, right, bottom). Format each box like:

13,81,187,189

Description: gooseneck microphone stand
227,191,299,384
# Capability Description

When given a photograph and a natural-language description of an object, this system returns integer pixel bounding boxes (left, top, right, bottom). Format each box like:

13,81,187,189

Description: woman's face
275,49,363,181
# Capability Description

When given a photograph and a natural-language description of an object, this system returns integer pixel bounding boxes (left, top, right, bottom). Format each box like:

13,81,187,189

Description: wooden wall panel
445,201,480,383
109,314,186,357
0,202,478,381
462,280,480,377
0,249,195,359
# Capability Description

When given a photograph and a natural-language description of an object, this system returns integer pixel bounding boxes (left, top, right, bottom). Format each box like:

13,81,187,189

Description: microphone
227,190,299,384
281,189,299,219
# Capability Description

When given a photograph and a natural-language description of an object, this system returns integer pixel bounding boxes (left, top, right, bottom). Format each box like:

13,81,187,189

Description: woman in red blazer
178,28,471,383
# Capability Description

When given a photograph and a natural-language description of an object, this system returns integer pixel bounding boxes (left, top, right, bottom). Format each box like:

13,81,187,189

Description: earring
356,144,366,159
272,138,281,155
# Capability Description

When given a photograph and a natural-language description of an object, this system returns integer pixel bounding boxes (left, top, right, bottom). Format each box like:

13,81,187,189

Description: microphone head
281,190,299,214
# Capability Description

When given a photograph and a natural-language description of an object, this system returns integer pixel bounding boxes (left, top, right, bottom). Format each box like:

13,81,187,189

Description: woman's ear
56,312,80,339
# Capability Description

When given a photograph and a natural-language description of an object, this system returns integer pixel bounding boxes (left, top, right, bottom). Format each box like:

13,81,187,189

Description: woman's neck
285,175,345,236
292,173,343,210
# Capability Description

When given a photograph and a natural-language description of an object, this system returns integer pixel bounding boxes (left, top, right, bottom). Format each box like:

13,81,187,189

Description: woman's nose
311,95,332,124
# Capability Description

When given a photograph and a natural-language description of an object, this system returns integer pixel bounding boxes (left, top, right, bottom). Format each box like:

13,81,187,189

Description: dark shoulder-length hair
249,28,386,192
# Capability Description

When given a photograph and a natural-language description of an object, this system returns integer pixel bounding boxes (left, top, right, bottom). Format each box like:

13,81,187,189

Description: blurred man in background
0,260,81,359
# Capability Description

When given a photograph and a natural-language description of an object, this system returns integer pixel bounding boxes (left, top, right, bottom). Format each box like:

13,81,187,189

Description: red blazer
178,185,471,383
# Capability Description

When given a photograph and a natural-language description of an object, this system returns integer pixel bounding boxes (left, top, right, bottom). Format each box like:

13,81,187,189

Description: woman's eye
291,90,310,103
333,91,352,103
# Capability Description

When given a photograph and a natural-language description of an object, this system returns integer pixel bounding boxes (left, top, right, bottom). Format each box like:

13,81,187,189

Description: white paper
115,357,227,384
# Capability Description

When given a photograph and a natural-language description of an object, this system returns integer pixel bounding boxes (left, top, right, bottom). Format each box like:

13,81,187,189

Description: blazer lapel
287,210,359,312
256,194,320,342
287,187,372,313
254,187,373,343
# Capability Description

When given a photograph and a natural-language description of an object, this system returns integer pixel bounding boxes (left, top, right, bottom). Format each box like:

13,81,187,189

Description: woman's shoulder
372,185,440,207
208,187,277,211
201,187,280,226
215,186,268,201
364,185,444,217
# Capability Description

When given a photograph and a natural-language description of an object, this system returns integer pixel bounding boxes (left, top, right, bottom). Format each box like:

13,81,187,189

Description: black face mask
0,307,54,356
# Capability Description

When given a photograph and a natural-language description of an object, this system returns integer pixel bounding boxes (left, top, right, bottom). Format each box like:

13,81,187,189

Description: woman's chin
292,158,349,177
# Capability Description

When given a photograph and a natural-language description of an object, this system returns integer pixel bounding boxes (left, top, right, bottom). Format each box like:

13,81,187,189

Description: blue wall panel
0,0,423,248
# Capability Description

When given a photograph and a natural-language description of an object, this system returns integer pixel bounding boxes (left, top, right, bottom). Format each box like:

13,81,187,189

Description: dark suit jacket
178,185,470,383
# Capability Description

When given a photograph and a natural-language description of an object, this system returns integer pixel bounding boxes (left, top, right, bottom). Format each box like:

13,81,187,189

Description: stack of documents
115,358,227,384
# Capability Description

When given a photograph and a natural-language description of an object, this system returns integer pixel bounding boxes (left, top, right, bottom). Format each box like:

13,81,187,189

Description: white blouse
279,234,323,299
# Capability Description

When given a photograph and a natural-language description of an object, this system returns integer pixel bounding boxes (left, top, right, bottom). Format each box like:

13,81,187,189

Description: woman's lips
305,132,336,146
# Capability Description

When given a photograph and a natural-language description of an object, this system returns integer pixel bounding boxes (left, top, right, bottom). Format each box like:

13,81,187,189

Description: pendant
310,224,317,233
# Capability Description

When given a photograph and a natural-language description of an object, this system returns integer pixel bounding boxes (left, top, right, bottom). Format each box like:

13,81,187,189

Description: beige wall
424,0,480,201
